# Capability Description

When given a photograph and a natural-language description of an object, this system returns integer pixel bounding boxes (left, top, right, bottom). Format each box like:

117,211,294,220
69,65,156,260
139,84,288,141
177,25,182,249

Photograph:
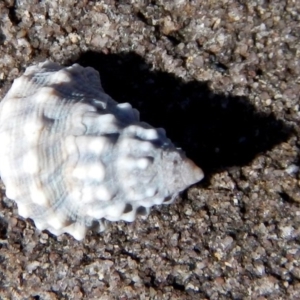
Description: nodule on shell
0,61,204,240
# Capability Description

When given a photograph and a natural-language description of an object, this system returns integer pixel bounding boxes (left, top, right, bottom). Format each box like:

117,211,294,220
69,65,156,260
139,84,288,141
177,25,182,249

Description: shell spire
0,61,204,240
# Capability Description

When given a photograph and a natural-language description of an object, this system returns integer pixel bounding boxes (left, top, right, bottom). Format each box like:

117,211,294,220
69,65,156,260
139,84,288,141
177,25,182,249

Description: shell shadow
75,51,294,181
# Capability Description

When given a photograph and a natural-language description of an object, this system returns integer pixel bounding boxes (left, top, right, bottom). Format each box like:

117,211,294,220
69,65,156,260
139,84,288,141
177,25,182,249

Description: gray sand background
0,0,300,299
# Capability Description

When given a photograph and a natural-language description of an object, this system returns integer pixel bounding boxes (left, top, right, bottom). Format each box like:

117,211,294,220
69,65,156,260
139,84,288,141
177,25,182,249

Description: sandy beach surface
0,1,300,299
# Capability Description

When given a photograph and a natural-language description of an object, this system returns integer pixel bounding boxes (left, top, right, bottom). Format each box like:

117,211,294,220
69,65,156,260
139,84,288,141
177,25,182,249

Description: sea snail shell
0,61,204,240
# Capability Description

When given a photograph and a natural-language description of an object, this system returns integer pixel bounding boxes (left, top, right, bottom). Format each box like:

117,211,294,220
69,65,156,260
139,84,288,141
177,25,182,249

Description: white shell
0,61,204,240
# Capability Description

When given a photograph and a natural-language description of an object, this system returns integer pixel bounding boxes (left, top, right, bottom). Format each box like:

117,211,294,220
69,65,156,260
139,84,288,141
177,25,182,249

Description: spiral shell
0,61,203,240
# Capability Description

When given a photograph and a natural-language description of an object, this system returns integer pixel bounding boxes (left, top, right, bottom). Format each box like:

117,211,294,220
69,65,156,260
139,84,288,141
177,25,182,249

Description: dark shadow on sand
74,51,294,181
